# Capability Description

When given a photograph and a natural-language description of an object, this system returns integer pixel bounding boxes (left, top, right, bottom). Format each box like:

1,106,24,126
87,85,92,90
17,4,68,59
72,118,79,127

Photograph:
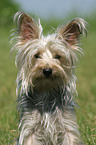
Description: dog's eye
55,55,61,59
34,53,40,59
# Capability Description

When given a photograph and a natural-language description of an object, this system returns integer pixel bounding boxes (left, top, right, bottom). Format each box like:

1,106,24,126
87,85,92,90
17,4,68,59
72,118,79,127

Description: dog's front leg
61,108,81,145
18,110,42,145
23,134,43,145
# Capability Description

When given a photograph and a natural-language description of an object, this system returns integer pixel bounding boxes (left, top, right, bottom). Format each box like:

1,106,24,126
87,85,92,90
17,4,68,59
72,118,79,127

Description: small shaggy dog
11,11,86,145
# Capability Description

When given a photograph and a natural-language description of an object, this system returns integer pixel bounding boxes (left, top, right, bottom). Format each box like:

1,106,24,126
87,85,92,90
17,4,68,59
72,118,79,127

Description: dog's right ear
14,12,42,41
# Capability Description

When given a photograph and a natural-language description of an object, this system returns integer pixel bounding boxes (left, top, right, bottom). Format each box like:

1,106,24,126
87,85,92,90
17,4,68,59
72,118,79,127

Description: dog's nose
43,68,52,78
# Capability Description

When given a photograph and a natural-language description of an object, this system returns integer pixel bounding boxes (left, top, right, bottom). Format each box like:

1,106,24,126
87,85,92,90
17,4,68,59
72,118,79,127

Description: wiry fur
10,11,87,145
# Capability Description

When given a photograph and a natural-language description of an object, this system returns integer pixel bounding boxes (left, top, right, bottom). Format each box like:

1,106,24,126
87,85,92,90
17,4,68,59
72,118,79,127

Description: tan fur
11,12,87,145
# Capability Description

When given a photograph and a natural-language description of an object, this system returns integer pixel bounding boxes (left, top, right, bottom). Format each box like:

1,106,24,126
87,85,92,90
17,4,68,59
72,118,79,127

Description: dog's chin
32,76,65,92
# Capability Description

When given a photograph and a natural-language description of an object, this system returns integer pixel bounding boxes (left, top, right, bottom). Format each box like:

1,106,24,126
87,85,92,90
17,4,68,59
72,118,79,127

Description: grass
0,16,96,144
76,32,96,144
0,27,19,144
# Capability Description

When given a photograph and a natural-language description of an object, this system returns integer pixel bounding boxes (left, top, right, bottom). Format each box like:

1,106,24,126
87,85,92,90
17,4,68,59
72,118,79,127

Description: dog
11,11,86,145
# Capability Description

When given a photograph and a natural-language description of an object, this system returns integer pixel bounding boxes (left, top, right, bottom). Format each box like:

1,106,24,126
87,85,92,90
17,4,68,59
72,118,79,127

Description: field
0,16,96,144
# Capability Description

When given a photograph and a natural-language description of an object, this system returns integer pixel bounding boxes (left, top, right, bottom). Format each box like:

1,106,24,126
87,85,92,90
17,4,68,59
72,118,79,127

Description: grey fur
10,12,87,145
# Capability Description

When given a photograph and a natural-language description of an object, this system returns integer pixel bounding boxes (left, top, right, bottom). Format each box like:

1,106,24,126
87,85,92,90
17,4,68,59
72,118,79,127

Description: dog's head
11,12,86,93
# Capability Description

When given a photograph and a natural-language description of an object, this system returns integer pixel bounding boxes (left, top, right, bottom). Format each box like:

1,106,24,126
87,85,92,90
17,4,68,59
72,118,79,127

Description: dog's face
12,12,86,92
29,40,71,90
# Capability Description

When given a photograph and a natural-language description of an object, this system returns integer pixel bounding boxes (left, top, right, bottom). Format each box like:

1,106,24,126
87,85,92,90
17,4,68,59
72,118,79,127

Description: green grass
0,27,19,144
76,32,96,144
0,16,96,144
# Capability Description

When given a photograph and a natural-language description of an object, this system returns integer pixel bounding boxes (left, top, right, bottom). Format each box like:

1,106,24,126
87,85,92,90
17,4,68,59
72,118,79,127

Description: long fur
11,12,87,145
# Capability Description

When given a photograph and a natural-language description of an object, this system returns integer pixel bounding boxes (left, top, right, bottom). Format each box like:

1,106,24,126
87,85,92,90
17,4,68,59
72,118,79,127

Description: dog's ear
14,12,42,41
57,18,87,46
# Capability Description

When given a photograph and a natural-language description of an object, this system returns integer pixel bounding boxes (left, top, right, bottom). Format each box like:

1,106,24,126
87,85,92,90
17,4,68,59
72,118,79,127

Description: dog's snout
43,68,52,78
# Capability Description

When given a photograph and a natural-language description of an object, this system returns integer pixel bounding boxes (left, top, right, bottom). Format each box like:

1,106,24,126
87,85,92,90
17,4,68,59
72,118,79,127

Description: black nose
43,68,52,78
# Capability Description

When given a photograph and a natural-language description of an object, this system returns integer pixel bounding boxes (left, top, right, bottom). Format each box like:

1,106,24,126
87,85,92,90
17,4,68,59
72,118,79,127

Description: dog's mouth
31,67,69,91
32,74,65,92
34,75,57,83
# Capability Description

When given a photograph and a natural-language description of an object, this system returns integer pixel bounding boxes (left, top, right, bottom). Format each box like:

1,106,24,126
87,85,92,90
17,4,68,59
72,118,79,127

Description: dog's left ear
14,12,42,41
57,18,87,46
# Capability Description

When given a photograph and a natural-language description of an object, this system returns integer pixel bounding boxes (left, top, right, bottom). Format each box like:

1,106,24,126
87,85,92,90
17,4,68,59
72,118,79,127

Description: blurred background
0,0,96,144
